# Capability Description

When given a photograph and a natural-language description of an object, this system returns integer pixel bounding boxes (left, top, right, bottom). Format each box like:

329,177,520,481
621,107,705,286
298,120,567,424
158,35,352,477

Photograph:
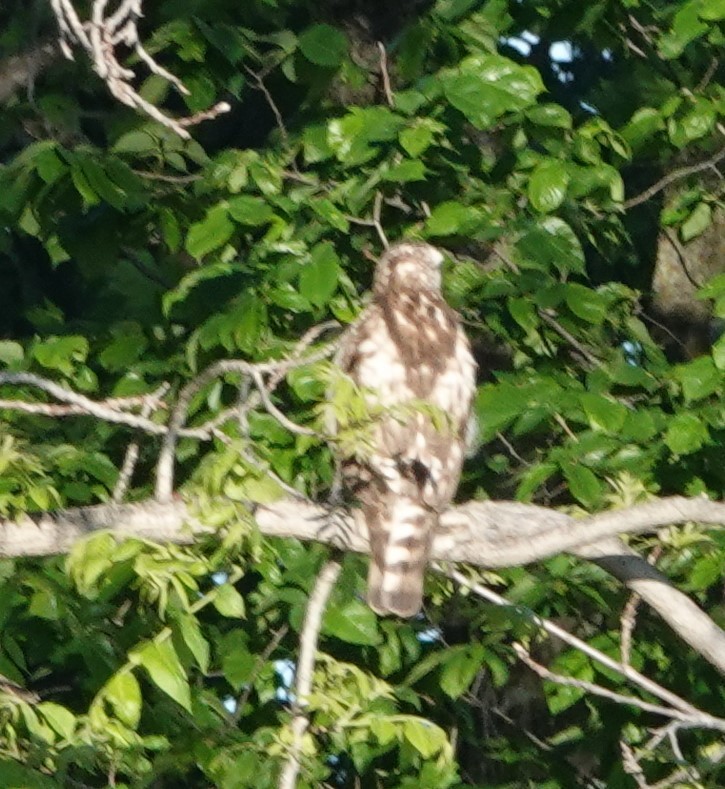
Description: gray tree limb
1,494,724,674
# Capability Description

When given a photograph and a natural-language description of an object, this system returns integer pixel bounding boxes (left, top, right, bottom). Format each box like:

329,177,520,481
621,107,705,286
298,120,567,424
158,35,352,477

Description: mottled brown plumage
334,242,477,617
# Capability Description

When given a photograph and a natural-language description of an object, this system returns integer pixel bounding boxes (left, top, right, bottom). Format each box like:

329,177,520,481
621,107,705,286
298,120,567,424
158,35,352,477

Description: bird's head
373,242,445,296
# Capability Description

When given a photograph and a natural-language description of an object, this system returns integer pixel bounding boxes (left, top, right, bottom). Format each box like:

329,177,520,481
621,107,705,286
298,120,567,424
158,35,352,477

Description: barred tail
365,499,436,618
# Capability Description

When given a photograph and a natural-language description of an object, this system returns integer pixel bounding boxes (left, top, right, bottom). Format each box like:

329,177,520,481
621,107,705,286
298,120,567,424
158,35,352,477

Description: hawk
333,242,477,617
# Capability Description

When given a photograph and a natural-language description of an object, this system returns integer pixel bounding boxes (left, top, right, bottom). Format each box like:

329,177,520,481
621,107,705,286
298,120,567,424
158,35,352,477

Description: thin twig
0,373,205,437
113,384,170,502
620,546,662,665
620,592,640,668
538,309,602,366
244,65,288,145
438,565,716,717
233,624,290,724
250,370,317,437
620,740,651,789
133,170,202,184
155,341,337,501
49,0,230,138
513,644,725,731
278,559,342,789
623,147,725,210
496,431,530,467
377,42,394,108
372,191,388,248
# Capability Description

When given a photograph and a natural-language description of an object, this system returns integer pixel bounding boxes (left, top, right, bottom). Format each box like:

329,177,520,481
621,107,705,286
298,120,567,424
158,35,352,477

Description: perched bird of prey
333,242,476,617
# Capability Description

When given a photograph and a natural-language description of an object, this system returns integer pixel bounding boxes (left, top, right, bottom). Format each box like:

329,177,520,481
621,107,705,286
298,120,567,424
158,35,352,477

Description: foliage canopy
0,0,723,786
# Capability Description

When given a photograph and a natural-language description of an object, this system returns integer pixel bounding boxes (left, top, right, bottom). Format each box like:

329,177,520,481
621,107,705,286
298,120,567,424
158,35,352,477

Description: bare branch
440,566,712,715
113,384,169,502
623,146,725,210
373,191,388,249
278,559,342,789
2,496,724,673
49,0,230,138
620,546,661,666
250,369,318,437
244,65,288,145
538,309,602,366
377,42,394,108
0,373,207,437
233,624,290,724
513,644,725,732
154,338,337,501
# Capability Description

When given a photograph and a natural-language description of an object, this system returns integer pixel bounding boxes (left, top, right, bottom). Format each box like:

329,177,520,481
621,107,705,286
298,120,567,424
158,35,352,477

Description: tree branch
49,0,229,137
623,146,725,209
512,644,725,732
1,495,724,674
278,559,342,789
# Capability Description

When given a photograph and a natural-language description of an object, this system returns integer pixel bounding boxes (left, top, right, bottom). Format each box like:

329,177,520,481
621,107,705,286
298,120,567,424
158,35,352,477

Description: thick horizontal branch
1,495,724,673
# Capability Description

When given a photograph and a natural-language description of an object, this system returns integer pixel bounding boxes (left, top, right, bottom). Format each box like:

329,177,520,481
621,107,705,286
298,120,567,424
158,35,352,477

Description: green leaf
403,718,448,758
712,333,725,370
303,124,334,163
659,1,709,58
516,217,585,274
185,203,234,260
562,464,603,508
298,24,348,67
425,202,482,236
227,195,275,226
220,631,255,689
163,262,240,316
700,0,725,20
38,703,76,740
159,207,182,251
112,128,158,154
287,365,326,401
370,717,398,746
102,671,142,728
399,120,440,156
442,54,544,129
34,146,67,185
566,284,608,325
680,202,712,241
323,598,381,645
668,99,716,147
99,323,148,371
508,297,538,332
528,159,570,213
664,412,709,455
697,272,725,299
133,639,191,711
310,199,349,232
0,760,57,788
689,555,722,590
213,584,246,618
516,462,558,501
545,679,586,714
299,243,340,307
328,107,405,164
176,613,210,674
0,341,23,367
674,356,721,402
382,158,426,182
579,393,628,433
621,107,665,150
439,645,484,699
28,587,61,620
32,336,89,376
621,409,658,442
526,104,572,128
